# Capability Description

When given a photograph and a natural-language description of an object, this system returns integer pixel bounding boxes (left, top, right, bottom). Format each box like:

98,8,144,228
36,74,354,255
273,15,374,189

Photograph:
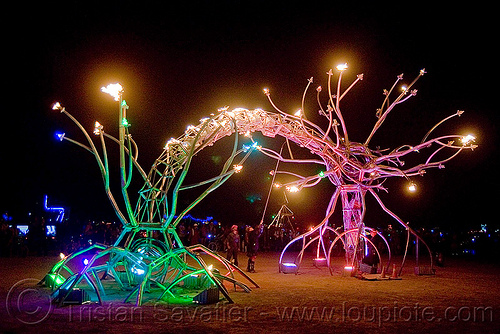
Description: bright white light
336,63,348,71
207,264,213,271
287,185,300,193
83,258,89,266
59,252,65,260
101,83,123,101
233,165,243,173
408,182,417,192
93,121,103,135
344,266,353,270
461,134,476,145
164,138,180,149
131,266,145,275
263,88,270,95
294,109,303,117
52,102,62,110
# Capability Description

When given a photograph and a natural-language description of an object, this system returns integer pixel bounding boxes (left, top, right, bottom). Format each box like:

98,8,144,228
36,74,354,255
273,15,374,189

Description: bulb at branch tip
93,121,103,135
55,132,65,142
336,63,348,71
101,83,123,101
408,182,417,192
52,102,62,110
461,134,476,145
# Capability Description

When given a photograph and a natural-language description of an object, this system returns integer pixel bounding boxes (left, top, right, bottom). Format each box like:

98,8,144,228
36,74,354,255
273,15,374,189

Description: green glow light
245,193,261,203
45,273,66,288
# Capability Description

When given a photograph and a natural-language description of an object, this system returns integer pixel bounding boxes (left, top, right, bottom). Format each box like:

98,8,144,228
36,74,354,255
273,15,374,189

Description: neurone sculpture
265,65,476,276
43,62,475,306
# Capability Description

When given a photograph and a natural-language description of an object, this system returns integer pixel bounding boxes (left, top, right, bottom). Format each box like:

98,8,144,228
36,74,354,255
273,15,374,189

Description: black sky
2,2,497,230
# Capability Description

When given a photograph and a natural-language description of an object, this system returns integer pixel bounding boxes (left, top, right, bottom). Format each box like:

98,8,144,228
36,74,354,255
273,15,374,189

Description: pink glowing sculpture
260,65,477,275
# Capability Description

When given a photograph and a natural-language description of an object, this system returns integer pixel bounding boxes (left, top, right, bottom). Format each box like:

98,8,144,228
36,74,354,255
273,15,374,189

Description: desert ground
1,251,499,334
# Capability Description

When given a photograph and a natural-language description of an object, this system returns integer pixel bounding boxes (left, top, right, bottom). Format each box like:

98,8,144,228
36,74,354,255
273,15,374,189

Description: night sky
2,2,497,231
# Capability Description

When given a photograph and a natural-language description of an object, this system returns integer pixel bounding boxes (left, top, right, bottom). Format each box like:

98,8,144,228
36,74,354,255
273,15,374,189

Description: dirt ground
1,252,499,334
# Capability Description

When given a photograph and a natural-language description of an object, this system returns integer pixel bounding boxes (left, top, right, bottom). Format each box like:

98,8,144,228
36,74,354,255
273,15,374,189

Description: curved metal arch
367,188,434,275
326,228,385,275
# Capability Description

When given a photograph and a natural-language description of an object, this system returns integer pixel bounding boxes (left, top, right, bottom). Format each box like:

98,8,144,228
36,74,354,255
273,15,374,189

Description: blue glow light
166,214,219,225
281,262,298,273
44,195,65,222
55,132,65,141
242,141,259,152
282,262,297,267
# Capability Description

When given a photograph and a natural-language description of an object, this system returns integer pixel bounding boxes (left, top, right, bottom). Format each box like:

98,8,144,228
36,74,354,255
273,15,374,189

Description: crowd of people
0,216,124,257
0,213,289,272
2,212,495,266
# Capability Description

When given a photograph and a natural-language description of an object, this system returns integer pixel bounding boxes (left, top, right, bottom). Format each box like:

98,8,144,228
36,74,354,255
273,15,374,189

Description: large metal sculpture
44,62,475,305
46,87,262,306
269,65,476,275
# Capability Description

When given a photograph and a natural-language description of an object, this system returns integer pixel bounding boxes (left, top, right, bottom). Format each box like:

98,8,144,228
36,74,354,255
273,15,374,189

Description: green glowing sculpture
45,87,260,306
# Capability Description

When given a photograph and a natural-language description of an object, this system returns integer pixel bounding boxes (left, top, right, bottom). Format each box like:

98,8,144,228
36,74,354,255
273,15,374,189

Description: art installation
272,66,475,276
43,63,476,306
